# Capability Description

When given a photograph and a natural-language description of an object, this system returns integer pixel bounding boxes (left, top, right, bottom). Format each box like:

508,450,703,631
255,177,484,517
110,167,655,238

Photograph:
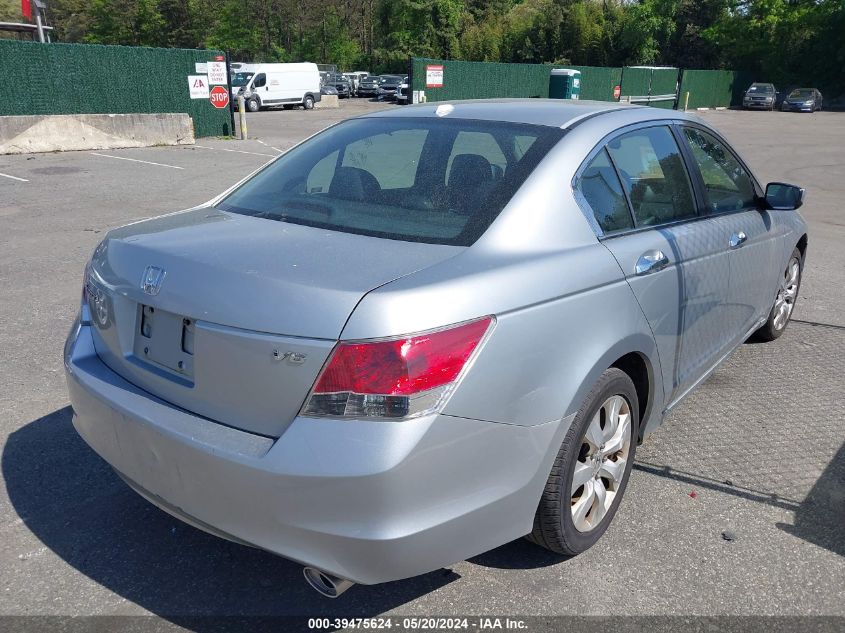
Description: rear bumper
64,321,569,585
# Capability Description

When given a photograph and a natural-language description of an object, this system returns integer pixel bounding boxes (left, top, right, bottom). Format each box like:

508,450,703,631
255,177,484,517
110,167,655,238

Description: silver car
65,100,807,598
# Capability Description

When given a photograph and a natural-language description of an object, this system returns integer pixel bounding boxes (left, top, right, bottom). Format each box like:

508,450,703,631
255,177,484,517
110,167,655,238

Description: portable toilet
549,68,581,100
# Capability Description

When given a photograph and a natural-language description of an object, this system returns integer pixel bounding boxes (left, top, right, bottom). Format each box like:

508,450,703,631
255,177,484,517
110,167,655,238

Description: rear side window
216,117,563,246
607,126,697,227
680,127,756,213
575,149,633,234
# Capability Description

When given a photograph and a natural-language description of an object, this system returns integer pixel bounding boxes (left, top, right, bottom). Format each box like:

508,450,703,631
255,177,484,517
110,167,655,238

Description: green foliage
0,0,21,22
38,0,845,96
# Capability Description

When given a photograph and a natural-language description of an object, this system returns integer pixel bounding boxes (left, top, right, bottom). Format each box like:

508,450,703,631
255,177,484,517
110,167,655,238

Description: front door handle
635,250,670,276
729,231,747,249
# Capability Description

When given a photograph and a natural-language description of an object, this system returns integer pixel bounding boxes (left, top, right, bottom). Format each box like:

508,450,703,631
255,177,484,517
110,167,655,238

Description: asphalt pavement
0,100,842,626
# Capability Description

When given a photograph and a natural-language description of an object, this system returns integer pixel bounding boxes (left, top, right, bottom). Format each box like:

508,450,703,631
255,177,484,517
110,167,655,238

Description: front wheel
752,247,803,342
527,368,638,555
246,97,260,113
303,95,315,110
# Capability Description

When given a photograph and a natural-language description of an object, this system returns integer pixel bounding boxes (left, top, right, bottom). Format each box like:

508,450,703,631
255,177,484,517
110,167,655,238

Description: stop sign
613,85,621,100
209,85,229,109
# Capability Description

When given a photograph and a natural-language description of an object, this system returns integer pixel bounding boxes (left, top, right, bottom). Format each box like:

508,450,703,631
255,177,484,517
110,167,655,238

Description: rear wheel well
611,353,650,441
796,234,808,259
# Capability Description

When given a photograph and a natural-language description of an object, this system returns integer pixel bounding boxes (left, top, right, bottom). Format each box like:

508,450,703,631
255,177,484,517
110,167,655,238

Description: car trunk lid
87,208,462,437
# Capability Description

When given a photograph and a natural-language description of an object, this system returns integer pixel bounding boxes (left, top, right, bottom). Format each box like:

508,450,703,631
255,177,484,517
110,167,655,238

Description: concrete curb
0,113,195,155
315,95,339,109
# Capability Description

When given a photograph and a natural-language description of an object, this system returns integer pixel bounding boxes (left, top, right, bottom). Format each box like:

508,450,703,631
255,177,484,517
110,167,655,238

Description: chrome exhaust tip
303,567,355,598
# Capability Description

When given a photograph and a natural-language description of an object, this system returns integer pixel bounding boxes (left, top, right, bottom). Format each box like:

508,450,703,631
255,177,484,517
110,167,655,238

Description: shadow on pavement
2,407,459,622
635,448,845,558
468,537,569,570
777,439,845,557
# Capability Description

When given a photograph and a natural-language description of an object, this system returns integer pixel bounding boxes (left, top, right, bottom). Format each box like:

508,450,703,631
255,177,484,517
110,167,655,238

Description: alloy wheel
571,395,632,533
773,256,800,331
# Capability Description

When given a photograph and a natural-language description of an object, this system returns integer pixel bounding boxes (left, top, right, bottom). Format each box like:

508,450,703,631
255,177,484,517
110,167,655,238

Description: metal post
237,96,247,140
34,11,45,43
225,52,236,136
684,91,690,112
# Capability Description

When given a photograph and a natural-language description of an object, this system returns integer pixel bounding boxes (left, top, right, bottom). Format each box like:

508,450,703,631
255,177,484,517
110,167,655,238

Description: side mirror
765,182,805,210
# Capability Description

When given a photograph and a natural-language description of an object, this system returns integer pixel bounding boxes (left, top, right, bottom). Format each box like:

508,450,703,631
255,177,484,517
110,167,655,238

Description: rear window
216,117,563,246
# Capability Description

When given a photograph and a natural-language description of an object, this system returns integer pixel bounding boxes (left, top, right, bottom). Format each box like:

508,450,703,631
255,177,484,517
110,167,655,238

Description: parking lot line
194,145,276,157
256,139,284,153
0,171,29,182
90,152,184,170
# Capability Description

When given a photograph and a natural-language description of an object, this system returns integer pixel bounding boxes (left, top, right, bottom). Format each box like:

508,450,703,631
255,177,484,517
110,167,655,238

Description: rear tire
303,95,315,110
527,368,638,555
751,247,803,342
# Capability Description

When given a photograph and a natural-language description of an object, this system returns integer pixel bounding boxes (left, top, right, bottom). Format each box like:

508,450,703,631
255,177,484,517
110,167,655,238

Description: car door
677,124,783,344
575,124,732,406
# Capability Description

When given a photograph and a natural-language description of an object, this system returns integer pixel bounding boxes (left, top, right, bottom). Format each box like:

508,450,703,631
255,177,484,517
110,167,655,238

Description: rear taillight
301,316,494,420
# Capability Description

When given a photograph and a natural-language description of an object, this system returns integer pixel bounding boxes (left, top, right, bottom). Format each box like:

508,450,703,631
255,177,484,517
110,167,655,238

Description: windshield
747,84,774,93
216,117,563,246
231,72,254,87
789,89,814,99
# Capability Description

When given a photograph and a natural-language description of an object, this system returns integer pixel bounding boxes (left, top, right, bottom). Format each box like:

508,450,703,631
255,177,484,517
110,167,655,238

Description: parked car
342,72,371,96
326,73,352,98
395,77,410,104
376,75,404,100
320,85,338,96
232,63,321,112
357,75,382,98
781,88,823,112
742,83,777,110
65,100,807,599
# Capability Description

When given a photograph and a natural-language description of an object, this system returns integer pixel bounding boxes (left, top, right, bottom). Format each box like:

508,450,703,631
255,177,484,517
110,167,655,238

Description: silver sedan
65,99,808,597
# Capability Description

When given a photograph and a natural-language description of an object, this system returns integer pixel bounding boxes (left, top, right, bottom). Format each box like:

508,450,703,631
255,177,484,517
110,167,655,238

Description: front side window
681,127,756,213
217,117,563,246
231,72,254,87
575,149,633,234
606,126,697,227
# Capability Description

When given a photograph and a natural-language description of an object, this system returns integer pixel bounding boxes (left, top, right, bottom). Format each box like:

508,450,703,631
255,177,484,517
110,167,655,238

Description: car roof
360,98,697,129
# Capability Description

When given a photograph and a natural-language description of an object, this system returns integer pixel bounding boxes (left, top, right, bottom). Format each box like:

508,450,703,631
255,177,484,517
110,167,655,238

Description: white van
232,63,321,112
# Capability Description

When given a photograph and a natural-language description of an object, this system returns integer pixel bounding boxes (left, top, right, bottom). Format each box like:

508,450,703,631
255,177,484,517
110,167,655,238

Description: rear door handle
729,231,747,249
635,250,670,276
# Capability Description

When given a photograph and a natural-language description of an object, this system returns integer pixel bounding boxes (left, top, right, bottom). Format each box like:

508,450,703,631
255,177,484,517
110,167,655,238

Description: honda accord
65,99,808,597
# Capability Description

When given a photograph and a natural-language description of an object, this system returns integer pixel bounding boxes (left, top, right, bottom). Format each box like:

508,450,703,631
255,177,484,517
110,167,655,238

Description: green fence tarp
0,40,232,138
411,58,625,103
649,68,680,109
409,57,756,111
567,65,623,101
412,58,551,101
620,67,679,108
679,69,756,109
